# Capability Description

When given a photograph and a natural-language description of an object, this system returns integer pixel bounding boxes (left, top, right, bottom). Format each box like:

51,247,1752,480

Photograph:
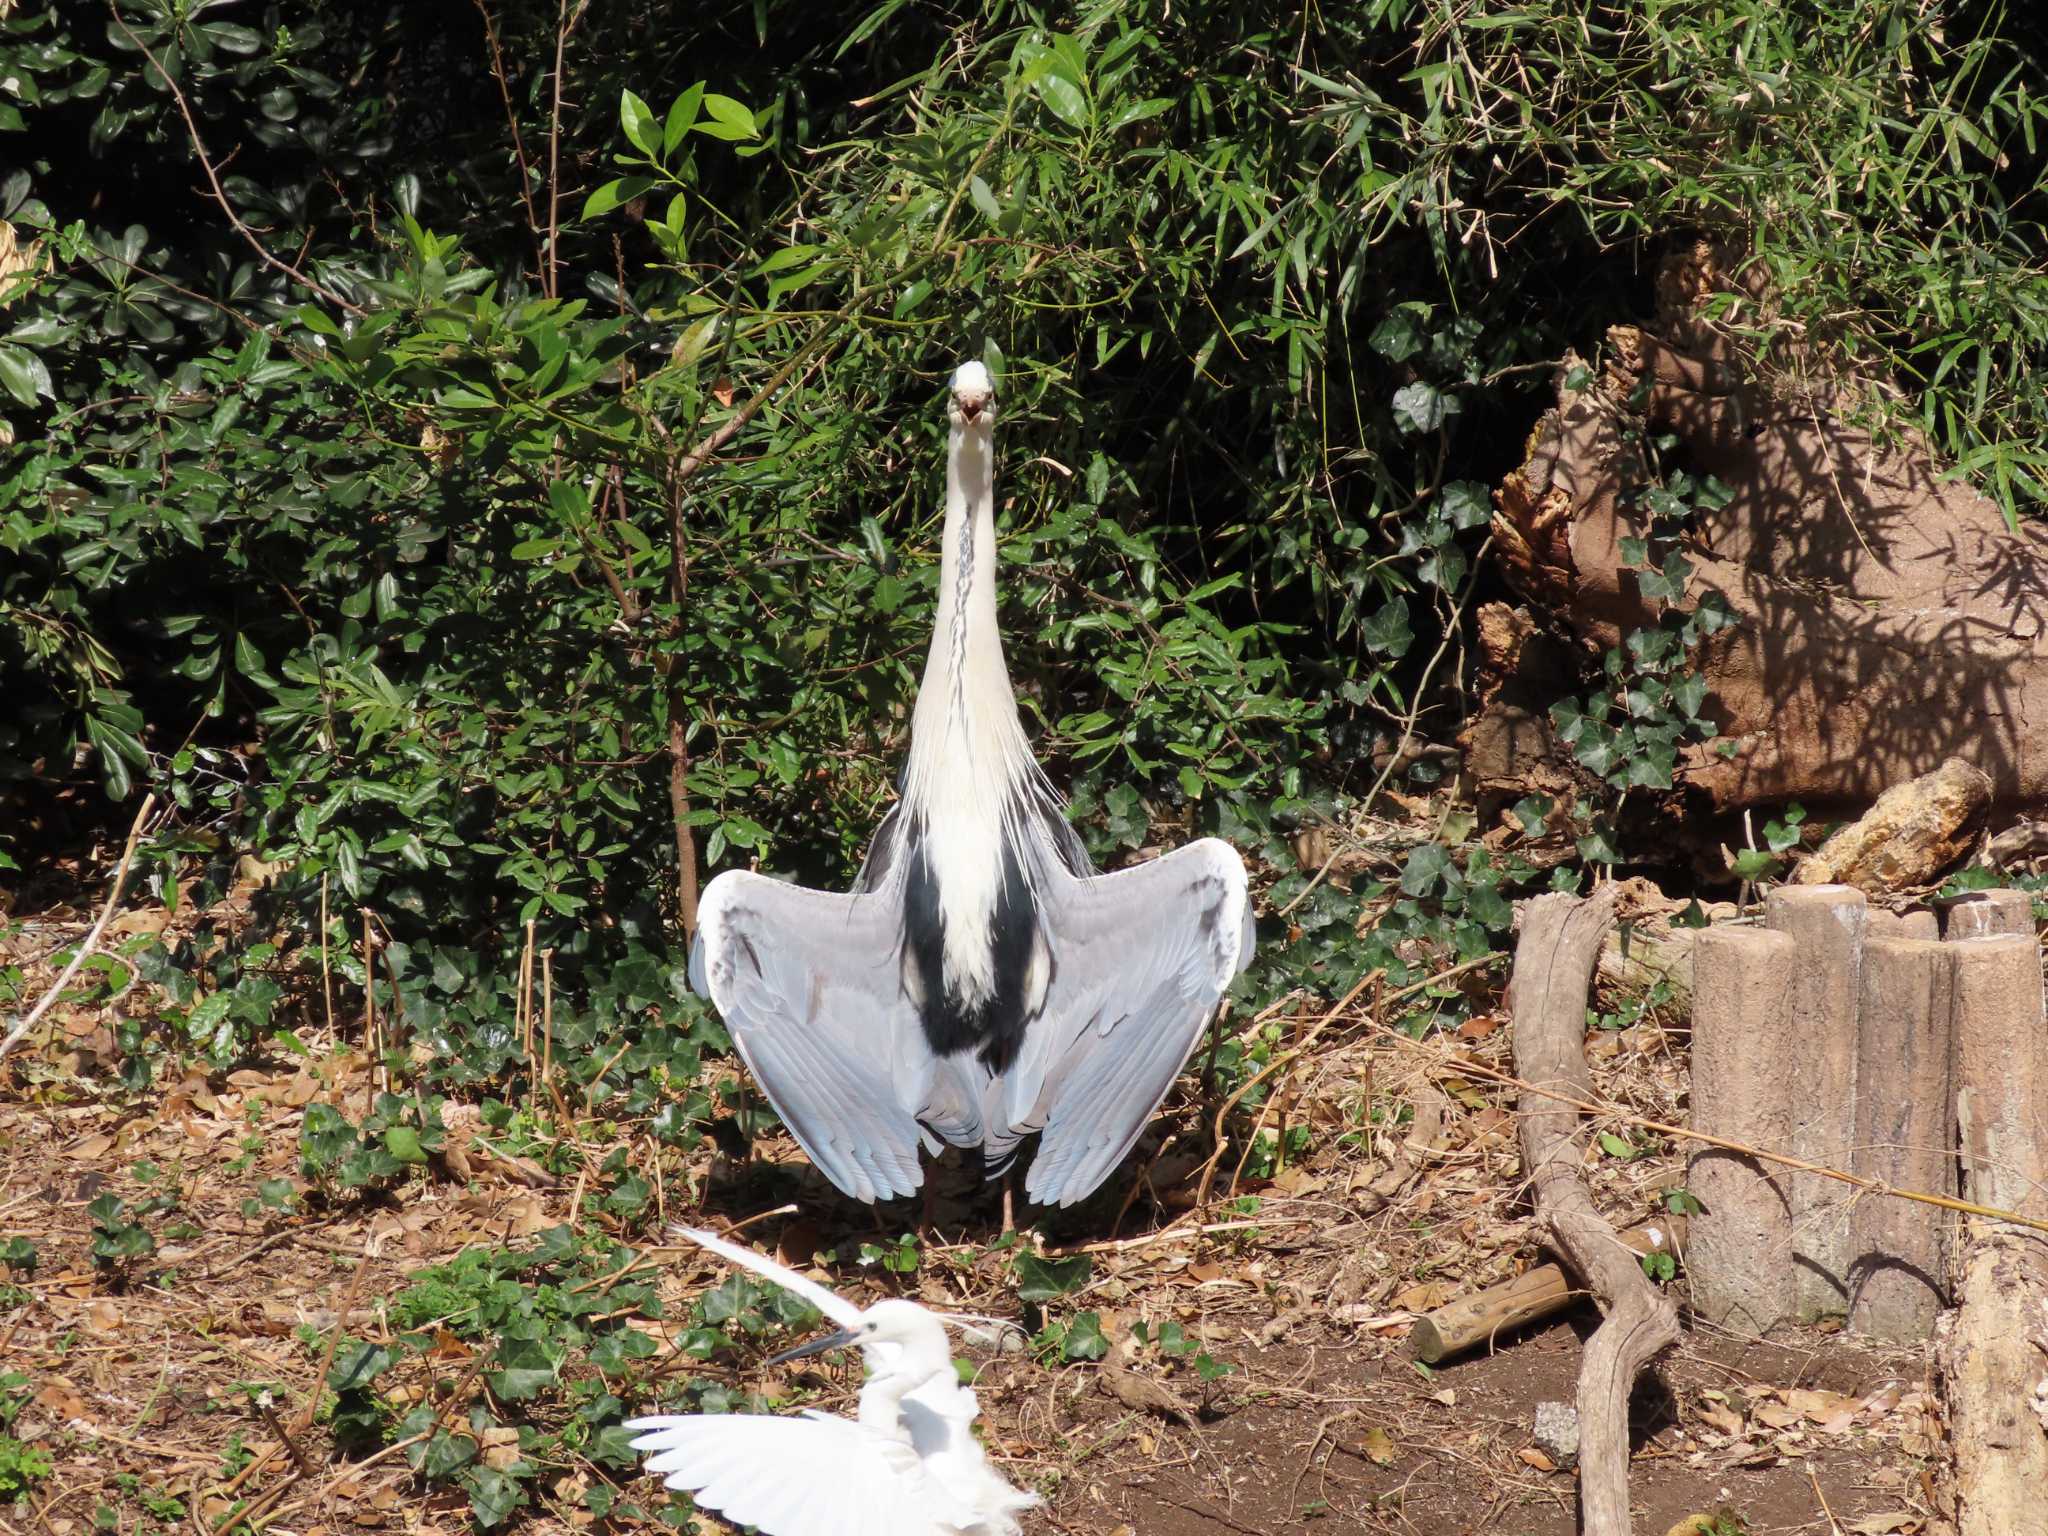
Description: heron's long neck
903,421,1032,810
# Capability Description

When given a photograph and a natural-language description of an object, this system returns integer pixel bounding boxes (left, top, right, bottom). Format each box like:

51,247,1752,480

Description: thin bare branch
109,9,365,318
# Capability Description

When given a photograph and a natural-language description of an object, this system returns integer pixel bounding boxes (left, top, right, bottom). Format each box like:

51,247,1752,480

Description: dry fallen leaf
1517,1447,1556,1472
1357,1426,1398,1465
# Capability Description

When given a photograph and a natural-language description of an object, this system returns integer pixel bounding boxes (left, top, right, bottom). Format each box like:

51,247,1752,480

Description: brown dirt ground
0,882,1949,1536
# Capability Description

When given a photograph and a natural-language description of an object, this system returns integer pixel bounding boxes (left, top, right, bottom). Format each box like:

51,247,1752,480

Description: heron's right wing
626,1413,976,1536
693,870,937,1203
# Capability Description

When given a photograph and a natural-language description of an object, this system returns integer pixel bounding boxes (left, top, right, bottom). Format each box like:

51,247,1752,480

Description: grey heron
626,1225,1039,1536
690,360,1255,1208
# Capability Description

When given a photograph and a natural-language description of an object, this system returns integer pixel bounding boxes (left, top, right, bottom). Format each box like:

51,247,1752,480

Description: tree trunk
1466,242,2048,823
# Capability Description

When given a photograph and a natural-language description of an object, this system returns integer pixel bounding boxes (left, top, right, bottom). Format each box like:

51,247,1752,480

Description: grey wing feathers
1008,837,1253,1207
692,870,934,1203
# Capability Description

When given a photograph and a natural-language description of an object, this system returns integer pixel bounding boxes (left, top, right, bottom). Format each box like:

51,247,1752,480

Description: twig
108,9,364,317
255,1393,315,1478
0,793,158,1065
294,1245,375,1437
318,873,335,1037
471,0,547,278
543,0,592,299
361,910,382,1093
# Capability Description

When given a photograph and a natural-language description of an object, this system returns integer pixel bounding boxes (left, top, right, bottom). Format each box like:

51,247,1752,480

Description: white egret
690,360,1255,1208
626,1225,1039,1536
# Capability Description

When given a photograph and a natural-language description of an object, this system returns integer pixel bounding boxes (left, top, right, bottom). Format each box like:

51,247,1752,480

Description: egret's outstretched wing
692,870,934,1203
626,1413,976,1536
668,1226,861,1330
1006,838,1254,1207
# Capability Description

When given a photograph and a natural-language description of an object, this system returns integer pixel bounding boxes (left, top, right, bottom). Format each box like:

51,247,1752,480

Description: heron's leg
1000,1162,1017,1236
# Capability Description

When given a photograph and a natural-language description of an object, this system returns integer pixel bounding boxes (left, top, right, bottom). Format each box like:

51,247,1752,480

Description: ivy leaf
487,1333,559,1401
1368,305,1429,362
465,1467,527,1529
1391,381,1461,434
1361,599,1413,657
1060,1312,1110,1361
1013,1252,1091,1303
328,1340,394,1393
1438,480,1491,530
1399,843,1452,897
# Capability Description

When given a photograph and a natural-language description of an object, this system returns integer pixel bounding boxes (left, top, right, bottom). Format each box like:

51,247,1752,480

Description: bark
1937,1230,2048,1536
1511,887,1682,1535
1468,242,2048,821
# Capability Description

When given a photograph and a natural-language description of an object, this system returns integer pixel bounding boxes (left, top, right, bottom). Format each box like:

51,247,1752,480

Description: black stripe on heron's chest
901,819,1041,1075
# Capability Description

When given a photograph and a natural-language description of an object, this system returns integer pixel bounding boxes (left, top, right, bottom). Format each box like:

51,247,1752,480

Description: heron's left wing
693,870,942,1204
1003,838,1254,1207
626,1412,975,1536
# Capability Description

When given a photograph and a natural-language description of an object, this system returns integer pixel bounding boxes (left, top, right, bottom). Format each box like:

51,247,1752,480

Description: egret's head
947,360,995,429
765,1298,948,1367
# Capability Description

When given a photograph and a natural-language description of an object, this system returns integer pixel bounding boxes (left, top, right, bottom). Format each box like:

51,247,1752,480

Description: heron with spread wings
628,1226,1038,1536
690,361,1255,1209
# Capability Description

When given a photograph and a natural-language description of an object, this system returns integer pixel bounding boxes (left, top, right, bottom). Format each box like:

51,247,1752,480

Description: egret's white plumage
626,1226,1039,1536
690,360,1256,1207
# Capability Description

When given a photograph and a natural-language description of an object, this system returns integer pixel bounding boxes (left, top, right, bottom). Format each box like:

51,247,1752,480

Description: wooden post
1512,887,1680,1536
1764,884,1868,1319
1950,934,2048,1219
1947,889,2034,941
1846,937,1954,1339
1688,925,1798,1335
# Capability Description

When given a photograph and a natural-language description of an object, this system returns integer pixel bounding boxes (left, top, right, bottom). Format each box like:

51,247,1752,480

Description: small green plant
0,1237,34,1275
1132,1319,1235,1382
853,1232,921,1276
1732,805,1808,887
0,1376,51,1499
299,1095,447,1191
88,1195,156,1272
1035,1311,1109,1363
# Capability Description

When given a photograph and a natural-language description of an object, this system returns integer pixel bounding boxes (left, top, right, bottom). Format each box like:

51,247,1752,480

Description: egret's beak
953,391,989,423
765,1328,860,1366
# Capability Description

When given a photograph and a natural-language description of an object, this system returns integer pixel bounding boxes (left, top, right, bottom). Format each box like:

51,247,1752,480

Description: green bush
1,0,2042,1092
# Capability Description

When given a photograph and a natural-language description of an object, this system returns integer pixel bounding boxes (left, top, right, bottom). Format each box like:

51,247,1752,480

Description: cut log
1467,244,2048,821
1793,757,1993,893
1511,887,1681,1536
1937,1230,2048,1536
1687,925,1799,1335
1408,1217,1687,1364
1846,937,1955,1340
1764,884,1867,1318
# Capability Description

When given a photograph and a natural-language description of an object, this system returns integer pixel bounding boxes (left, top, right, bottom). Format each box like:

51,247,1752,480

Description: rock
1531,1399,1580,1469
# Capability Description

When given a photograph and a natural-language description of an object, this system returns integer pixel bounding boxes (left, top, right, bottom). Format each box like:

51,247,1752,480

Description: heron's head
947,360,995,430
764,1297,949,1368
